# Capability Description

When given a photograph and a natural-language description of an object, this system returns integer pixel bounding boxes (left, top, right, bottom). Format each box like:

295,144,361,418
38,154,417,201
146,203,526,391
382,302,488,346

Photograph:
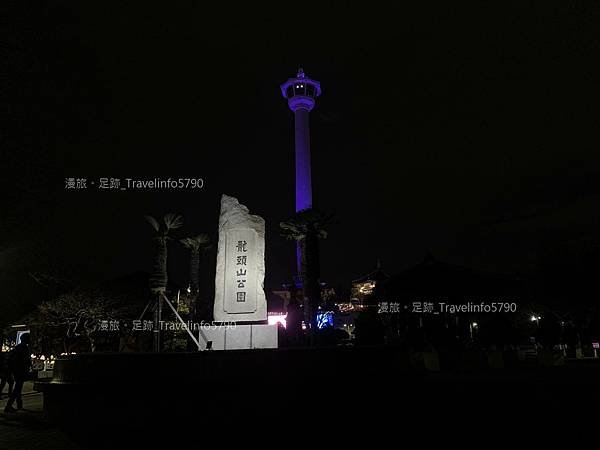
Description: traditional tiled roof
380,254,523,296
352,261,390,284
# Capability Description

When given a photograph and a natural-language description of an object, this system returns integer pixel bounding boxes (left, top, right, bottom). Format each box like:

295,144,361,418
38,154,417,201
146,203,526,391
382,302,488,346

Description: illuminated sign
316,312,333,329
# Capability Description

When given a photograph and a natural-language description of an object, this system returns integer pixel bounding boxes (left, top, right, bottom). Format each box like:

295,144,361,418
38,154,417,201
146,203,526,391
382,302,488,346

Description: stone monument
207,194,277,350
213,194,267,322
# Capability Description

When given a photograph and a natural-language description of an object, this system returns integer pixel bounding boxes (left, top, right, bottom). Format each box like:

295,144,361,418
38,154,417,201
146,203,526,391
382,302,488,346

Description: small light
472,322,478,328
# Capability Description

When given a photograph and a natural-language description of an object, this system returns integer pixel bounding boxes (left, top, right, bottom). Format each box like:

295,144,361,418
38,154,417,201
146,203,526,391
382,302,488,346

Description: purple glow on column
294,107,312,212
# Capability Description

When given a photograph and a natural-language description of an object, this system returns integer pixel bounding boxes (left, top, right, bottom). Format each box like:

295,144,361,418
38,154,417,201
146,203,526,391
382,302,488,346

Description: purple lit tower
280,68,322,271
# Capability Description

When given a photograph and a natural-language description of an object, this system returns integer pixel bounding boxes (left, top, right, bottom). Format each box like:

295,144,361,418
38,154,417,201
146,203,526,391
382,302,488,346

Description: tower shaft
294,107,313,212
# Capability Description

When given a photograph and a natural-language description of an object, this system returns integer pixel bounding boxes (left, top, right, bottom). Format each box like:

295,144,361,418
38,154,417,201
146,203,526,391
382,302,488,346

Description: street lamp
469,322,478,340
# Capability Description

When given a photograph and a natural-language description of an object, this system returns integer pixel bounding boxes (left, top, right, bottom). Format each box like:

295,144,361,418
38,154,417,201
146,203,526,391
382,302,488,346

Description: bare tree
38,290,123,352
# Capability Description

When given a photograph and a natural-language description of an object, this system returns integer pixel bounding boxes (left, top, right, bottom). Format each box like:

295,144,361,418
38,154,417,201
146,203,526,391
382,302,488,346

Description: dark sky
3,2,600,322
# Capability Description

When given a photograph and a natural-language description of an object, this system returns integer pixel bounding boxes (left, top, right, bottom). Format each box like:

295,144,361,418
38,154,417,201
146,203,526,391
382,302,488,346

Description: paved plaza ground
2,357,598,448
0,382,80,449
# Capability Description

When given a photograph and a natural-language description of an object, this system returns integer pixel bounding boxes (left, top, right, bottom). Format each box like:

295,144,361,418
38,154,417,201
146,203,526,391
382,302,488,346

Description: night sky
3,2,600,323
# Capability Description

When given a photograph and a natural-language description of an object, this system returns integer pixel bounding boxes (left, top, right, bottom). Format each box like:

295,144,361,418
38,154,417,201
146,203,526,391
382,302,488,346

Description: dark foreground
26,347,600,447
0,382,79,449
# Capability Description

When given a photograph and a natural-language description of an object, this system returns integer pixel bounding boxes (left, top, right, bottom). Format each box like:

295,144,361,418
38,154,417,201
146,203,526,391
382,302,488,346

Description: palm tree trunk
190,248,200,320
149,236,167,352
190,249,200,293
301,232,321,340
153,293,162,352
149,236,168,293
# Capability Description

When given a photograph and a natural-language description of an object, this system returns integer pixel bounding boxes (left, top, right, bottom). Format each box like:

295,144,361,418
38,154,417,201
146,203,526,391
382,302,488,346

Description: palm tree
145,213,183,351
180,234,211,320
145,213,184,293
280,209,333,339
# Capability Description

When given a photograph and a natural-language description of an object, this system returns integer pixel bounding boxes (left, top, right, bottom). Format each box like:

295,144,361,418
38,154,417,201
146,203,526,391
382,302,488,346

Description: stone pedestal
202,324,278,351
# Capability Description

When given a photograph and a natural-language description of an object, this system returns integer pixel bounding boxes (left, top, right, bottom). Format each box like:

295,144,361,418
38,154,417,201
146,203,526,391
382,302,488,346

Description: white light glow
268,313,287,329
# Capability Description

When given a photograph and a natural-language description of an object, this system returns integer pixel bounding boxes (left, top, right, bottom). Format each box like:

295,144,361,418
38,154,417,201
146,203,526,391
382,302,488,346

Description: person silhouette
4,333,32,413
0,350,14,400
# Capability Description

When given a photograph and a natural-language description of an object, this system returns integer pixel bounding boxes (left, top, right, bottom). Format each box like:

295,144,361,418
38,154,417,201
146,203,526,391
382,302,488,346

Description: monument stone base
202,324,278,351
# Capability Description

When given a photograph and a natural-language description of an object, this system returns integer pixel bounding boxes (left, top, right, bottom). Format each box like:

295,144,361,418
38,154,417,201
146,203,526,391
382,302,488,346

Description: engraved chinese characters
224,230,258,314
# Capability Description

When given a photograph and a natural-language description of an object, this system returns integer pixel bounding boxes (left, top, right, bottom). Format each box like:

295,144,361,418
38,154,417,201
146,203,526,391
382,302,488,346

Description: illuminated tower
280,68,322,271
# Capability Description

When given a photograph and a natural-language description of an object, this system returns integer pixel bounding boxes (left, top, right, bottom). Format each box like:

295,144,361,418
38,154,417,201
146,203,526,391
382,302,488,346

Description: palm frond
144,215,160,232
280,209,334,241
194,233,211,246
179,237,197,249
280,221,306,241
163,213,184,230
180,233,211,250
